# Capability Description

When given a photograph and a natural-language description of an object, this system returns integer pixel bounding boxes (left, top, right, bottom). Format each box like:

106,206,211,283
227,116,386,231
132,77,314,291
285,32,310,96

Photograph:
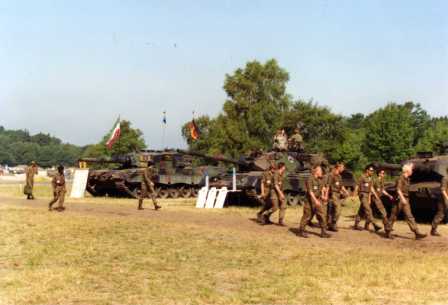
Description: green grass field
1,184,448,305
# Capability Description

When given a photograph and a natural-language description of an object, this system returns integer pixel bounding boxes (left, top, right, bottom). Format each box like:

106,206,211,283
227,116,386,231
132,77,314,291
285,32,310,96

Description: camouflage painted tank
374,143,448,222
79,150,226,199
190,149,356,206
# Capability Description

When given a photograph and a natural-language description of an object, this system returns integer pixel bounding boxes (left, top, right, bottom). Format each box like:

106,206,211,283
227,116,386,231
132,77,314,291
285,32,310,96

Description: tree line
182,59,448,170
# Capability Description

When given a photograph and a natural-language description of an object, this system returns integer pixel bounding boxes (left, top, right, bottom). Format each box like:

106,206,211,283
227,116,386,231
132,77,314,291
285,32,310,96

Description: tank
188,149,356,206
373,142,448,222
79,150,226,199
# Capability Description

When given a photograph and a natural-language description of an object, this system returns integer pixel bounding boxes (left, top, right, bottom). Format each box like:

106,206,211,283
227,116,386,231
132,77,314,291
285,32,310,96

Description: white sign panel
205,187,217,208
214,187,228,209
69,169,89,199
195,187,208,208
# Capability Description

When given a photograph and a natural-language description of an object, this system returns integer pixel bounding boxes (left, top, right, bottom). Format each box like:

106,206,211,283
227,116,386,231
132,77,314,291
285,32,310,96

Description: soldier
48,165,66,212
262,162,287,225
431,168,448,236
256,163,276,223
364,169,392,232
273,129,288,152
353,166,383,233
288,128,304,152
388,163,427,240
298,165,331,238
24,161,38,200
138,161,162,211
326,162,350,232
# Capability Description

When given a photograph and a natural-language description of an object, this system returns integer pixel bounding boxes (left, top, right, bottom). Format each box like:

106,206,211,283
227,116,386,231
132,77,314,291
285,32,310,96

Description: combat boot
328,225,338,232
320,228,331,238
431,228,441,237
373,223,382,232
385,230,394,239
154,204,162,211
256,212,263,223
297,229,308,238
353,223,363,231
138,200,144,210
263,215,273,225
415,232,427,240
364,222,370,231
278,219,286,227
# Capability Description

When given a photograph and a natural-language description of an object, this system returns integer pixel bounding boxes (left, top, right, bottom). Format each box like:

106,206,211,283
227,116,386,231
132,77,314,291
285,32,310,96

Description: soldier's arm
441,179,448,202
370,186,381,201
260,179,266,198
274,178,284,201
397,179,407,203
382,189,394,199
310,188,321,207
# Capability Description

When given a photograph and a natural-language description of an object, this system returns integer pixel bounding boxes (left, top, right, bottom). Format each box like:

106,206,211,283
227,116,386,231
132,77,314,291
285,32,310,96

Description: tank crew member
364,169,392,232
138,161,161,211
326,162,350,232
257,163,276,223
298,165,331,238
353,166,383,233
273,129,288,152
288,128,304,152
430,168,448,236
24,161,38,200
388,163,426,240
48,165,66,212
262,162,287,225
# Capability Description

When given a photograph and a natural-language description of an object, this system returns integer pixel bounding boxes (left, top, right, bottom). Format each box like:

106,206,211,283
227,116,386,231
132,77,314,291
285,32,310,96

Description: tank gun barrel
372,162,402,171
176,149,247,167
78,155,134,165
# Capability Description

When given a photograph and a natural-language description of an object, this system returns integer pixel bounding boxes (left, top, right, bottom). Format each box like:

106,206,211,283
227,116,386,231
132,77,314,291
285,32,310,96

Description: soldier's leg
330,196,342,231
57,190,66,210
315,203,330,238
353,196,365,230
374,198,390,232
361,196,381,232
148,184,161,210
138,184,147,210
263,195,279,224
298,201,312,237
401,201,426,239
48,192,59,210
278,198,287,225
431,200,446,236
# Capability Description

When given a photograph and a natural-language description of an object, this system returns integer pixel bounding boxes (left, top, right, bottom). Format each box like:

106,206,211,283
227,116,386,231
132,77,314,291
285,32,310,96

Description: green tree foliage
82,120,146,158
416,118,448,153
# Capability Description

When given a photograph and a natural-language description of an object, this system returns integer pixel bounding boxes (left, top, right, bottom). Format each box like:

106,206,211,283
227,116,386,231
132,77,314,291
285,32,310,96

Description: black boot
154,204,162,210
431,227,441,237
298,229,309,238
320,228,331,238
415,232,427,240
353,222,363,231
138,200,144,210
385,230,394,239
373,223,382,232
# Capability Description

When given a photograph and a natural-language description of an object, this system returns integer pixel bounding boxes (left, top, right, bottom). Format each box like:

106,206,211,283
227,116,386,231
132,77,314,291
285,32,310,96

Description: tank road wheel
180,187,192,198
286,193,300,206
168,188,180,199
158,188,170,199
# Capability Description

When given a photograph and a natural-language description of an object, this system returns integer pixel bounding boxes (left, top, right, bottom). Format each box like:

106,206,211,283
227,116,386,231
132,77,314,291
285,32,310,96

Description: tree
363,103,416,163
82,120,146,158
416,118,448,153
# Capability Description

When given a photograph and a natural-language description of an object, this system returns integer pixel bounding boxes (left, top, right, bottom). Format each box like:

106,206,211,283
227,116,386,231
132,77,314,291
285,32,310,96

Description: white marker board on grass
214,187,228,209
69,169,89,198
195,187,208,208
205,187,217,208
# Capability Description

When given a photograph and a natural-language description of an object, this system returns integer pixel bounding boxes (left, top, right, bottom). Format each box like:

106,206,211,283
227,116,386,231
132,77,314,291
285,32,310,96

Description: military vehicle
374,142,448,222
79,150,226,199
186,149,356,206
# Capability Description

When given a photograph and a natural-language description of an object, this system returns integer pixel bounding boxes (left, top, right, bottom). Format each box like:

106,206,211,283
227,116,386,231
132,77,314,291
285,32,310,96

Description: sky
1,0,447,149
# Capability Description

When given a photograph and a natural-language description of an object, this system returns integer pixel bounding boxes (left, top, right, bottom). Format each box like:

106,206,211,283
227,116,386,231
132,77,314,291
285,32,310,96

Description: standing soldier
48,165,66,211
262,162,287,225
256,163,276,223
288,128,304,152
388,163,427,240
138,161,162,211
298,165,331,238
364,169,392,231
353,166,383,233
273,129,288,152
326,163,350,232
24,161,38,200
431,168,448,236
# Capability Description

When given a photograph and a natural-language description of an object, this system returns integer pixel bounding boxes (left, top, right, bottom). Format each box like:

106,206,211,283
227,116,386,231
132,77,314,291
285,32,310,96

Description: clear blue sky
1,0,447,148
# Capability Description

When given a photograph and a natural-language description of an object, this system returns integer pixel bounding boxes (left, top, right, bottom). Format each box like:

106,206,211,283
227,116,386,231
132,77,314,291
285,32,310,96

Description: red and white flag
106,118,121,149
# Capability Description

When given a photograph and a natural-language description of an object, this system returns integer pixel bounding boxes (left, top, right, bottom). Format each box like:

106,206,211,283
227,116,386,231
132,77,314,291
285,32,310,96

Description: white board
214,187,228,209
195,187,208,208
69,169,89,199
205,187,217,208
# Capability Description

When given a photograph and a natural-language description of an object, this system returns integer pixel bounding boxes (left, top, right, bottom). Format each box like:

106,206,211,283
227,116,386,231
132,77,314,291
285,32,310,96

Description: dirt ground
2,195,448,253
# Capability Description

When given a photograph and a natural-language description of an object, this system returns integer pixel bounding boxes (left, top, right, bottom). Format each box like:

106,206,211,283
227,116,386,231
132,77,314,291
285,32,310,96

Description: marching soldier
364,169,392,232
431,168,448,236
326,162,350,232
256,163,276,223
262,162,287,225
24,161,38,200
48,165,66,211
138,161,162,211
353,166,383,233
298,165,331,238
388,163,426,240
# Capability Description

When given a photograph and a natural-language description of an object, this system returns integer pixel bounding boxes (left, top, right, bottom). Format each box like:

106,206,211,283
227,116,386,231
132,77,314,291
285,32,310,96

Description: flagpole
162,111,166,149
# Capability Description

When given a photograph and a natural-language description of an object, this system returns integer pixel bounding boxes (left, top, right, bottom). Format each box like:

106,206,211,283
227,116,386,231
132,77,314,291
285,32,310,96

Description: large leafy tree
416,118,448,153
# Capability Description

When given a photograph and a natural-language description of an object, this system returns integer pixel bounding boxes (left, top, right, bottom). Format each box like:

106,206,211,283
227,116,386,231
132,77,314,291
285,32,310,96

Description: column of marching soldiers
256,161,448,240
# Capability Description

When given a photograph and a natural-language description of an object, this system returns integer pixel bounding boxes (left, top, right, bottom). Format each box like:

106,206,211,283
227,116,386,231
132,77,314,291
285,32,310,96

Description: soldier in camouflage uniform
288,128,304,152
256,163,276,223
138,161,161,211
48,165,66,212
353,166,383,233
273,129,288,152
364,169,392,232
262,162,287,225
431,168,448,236
298,165,331,238
388,163,426,240
326,163,350,232
24,161,38,200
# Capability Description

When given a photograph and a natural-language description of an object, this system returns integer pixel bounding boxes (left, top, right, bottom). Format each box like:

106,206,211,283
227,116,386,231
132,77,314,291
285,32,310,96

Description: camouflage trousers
139,182,159,208
354,193,380,228
49,188,65,209
365,197,390,231
257,196,272,217
431,198,447,230
299,199,327,231
388,198,419,233
327,193,343,229
263,193,286,222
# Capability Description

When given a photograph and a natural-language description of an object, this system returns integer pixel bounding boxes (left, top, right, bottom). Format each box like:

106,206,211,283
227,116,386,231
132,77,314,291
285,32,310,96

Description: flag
162,111,167,124
106,117,121,149
189,119,200,141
